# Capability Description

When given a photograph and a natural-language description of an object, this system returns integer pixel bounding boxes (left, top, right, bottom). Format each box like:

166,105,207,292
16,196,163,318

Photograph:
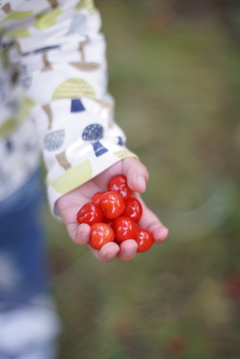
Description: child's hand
57,157,169,262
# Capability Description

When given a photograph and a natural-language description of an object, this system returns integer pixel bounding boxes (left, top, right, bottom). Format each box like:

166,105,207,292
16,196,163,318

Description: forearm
2,0,136,217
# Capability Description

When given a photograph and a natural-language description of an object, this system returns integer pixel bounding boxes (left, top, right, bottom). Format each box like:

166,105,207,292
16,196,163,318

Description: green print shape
0,10,32,25
75,0,97,14
7,11,33,21
21,97,35,119
52,78,96,100
6,28,30,39
0,118,19,138
52,160,93,195
0,46,9,69
34,9,63,30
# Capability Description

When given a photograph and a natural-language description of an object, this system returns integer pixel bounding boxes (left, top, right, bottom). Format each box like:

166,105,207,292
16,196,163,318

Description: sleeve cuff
47,144,137,220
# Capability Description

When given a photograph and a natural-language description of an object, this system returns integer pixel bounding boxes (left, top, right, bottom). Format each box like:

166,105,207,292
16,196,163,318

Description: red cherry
103,217,113,227
135,229,154,253
112,216,138,242
92,192,104,204
123,197,143,222
89,223,115,250
99,191,125,219
77,202,104,225
108,175,133,199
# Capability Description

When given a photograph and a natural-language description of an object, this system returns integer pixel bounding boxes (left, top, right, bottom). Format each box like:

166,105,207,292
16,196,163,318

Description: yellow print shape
0,10,32,25
52,159,93,194
6,28,30,39
75,0,97,14
52,78,96,100
114,150,138,160
0,118,19,138
34,9,63,30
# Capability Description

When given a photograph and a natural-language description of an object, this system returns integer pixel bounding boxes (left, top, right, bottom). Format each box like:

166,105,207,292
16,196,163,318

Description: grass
44,2,240,358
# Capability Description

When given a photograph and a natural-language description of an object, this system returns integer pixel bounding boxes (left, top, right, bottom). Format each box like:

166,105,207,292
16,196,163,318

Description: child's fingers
66,223,91,245
67,222,121,262
118,239,138,262
90,240,138,262
90,242,120,262
122,157,149,193
142,210,169,243
135,194,169,243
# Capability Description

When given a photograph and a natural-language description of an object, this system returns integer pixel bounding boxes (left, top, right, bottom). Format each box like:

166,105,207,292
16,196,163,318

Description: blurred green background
45,1,240,358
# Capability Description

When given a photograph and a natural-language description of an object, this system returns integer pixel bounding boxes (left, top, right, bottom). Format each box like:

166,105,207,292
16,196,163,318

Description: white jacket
0,0,135,218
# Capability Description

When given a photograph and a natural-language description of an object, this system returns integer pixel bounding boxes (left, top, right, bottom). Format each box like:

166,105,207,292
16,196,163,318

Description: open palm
57,157,169,262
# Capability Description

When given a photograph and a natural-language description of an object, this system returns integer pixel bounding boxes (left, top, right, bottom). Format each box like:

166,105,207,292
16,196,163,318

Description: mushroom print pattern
0,0,137,217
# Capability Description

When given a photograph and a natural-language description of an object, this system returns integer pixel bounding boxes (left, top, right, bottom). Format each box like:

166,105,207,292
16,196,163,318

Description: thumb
122,157,149,193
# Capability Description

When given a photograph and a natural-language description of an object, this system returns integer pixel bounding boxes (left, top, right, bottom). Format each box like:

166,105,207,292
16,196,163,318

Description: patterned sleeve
1,0,136,218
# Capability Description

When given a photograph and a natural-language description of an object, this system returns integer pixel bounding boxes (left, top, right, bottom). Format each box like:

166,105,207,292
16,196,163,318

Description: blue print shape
34,45,60,53
44,129,65,151
23,142,38,152
117,136,125,146
82,124,103,141
71,99,85,112
4,138,14,153
92,141,108,157
68,14,87,35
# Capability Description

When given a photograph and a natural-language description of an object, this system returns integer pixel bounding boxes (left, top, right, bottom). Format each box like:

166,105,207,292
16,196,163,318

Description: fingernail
137,175,146,192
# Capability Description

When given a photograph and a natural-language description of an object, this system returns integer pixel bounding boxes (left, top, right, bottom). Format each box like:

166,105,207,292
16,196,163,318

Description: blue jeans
0,171,48,306
0,172,61,359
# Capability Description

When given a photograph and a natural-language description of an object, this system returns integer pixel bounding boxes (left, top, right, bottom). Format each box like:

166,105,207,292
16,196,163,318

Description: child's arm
3,0,136,218
57,157,169,262
3,1,168,261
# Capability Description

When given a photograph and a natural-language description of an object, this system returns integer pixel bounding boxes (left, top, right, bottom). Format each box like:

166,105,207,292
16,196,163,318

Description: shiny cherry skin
112,216,138,242
135,229,154,253
123,197,143,223
77,202,104,225
108,175,133,199
99,191,125,219
92,192,104,204
89,223,115,250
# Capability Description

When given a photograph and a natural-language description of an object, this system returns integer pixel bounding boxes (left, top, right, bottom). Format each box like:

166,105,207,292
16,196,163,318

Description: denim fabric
0,172,48,305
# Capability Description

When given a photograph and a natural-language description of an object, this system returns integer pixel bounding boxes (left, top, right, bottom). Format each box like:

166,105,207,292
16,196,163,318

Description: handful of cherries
76,175,154,253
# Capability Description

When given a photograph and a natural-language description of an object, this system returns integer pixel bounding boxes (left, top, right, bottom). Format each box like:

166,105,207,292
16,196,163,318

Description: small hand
57,157,169,262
